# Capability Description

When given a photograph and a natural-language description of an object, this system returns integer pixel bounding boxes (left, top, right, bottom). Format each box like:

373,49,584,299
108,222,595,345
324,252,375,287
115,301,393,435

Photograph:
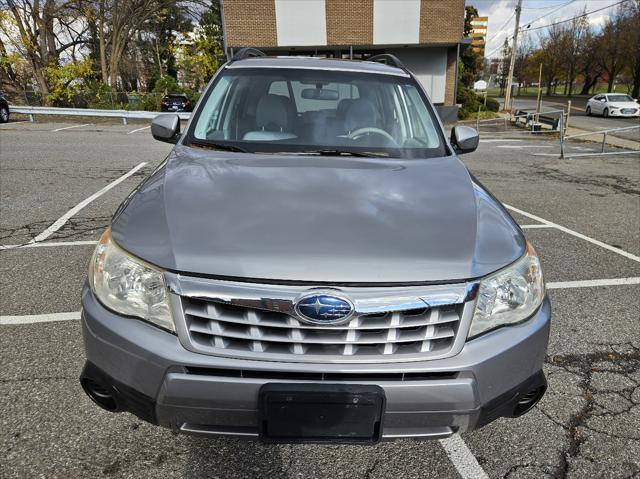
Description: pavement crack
545,344,640,478
362,456,380,479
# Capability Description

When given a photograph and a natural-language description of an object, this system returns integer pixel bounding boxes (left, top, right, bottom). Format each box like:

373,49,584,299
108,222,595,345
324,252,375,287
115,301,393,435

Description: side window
194,75,233,139
404,85,440,148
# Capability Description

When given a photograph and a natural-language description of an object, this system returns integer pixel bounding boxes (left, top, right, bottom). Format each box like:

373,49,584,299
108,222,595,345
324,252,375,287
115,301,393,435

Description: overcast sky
473,0,625,58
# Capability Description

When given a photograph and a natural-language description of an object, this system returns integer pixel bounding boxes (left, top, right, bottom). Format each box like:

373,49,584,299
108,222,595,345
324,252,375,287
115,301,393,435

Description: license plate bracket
259,384,385,443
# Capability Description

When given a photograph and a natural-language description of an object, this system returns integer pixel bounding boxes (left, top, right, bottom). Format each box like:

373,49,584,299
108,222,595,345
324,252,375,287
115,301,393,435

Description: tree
464,5,478,36
173,2,224,90
560,13,588,96
577,28,602,95
514,34,534,94
459,5,482,88
596,10,625,93
2,0,90,99
539,24,564,95
497,38,511,97
620,0,640,97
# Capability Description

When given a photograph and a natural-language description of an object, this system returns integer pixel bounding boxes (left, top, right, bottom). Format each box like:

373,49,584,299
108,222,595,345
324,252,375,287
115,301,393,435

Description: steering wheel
347,127,397,145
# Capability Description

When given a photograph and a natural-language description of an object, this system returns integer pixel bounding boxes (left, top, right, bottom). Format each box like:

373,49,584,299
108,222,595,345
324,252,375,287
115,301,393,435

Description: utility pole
504,0,523,112
536,63,543,114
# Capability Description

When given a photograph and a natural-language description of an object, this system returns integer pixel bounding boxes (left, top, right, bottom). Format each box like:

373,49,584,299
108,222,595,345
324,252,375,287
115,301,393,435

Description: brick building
220,0,466,120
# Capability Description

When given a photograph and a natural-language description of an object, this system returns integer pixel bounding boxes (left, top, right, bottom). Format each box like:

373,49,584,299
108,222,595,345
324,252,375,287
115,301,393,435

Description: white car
586,93,639,118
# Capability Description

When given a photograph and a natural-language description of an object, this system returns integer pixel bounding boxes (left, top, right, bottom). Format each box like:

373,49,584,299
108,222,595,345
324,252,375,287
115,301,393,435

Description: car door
592,95,606,114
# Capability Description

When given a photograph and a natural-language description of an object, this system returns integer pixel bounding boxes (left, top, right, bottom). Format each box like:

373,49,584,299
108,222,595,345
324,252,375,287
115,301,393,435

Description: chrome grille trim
167,273,478,364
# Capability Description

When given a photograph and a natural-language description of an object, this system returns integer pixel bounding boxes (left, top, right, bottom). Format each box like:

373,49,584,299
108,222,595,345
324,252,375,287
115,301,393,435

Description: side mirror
151,114,181,144
451,125,479,154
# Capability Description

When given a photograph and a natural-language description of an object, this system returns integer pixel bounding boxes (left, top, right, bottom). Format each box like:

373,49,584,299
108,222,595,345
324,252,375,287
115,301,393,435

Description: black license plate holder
259,384,385,444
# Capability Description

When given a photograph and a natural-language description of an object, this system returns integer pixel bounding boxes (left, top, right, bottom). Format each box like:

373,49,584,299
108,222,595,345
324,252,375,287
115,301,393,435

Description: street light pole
504,0,523,112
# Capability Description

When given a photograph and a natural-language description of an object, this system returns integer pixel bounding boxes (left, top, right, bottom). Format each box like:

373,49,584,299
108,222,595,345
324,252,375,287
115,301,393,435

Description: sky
473,0,626,58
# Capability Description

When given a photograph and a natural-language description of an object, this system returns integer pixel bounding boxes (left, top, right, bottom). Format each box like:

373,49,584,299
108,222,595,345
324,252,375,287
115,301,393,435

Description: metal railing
561,124,640,158
8,105,191,124
462,105,638,158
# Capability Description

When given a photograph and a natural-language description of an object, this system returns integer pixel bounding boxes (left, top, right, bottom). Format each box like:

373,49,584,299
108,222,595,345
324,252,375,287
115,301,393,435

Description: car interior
194,69,441,150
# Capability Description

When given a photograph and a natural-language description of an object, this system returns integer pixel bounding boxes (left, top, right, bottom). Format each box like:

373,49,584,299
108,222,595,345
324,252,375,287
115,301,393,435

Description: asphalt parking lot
1,119,639,479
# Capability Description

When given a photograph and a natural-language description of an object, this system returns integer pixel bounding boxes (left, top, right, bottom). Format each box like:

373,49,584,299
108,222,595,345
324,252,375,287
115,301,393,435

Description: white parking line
52,123,91,132
127,125,150,135
0,240,97,251
0,311,81,325
505,204,640,263
520,224,554,229
547,277,640,289
439,435,489,479
479,139,523,143
496,145,554,149
25,162,147,246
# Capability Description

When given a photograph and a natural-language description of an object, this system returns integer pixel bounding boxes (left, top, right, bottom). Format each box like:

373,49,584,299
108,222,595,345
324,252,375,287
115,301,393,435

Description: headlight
469,243,545,338
89,229,174,331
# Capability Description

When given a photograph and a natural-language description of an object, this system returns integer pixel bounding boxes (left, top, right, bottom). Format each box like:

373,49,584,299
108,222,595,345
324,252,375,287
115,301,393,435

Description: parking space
1,122,638,478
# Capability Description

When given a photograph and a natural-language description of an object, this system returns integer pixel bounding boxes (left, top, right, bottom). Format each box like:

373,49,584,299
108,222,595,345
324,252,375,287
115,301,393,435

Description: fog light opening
81,377,118,412
513,385,546,417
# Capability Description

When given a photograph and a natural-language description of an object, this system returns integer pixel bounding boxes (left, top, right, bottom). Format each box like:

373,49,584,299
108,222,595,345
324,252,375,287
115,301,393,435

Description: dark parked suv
0,94,9,123
160,93,191,112
80,50,550,443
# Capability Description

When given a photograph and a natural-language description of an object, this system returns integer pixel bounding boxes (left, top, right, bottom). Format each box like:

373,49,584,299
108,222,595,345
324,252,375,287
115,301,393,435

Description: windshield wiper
299,149,389,158
191,140,248,153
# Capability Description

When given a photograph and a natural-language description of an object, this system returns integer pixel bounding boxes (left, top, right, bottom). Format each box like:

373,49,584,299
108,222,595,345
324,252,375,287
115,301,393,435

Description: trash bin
127,95,140,109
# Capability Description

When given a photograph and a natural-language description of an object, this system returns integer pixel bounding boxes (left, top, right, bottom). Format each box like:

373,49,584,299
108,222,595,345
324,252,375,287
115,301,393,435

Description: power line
485,0,629,57
486,10,516,43
484,0,572,54
521,0,577,30
522,0,576,10
521,0,628,31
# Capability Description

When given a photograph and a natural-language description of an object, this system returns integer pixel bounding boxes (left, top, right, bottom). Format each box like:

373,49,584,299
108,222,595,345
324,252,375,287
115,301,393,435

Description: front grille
179,296,466,362
621,108,637,114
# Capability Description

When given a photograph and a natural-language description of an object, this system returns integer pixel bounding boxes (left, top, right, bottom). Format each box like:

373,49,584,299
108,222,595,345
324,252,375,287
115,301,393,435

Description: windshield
606,94,633,102
187,67,447,158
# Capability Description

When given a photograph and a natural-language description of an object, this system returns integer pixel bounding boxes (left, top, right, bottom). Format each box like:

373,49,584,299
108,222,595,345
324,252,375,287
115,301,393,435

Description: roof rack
231,48,266,62
366,54,407,71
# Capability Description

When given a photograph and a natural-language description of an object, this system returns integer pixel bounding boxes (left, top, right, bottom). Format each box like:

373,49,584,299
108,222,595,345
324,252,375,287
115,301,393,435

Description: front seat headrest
256,94,291,131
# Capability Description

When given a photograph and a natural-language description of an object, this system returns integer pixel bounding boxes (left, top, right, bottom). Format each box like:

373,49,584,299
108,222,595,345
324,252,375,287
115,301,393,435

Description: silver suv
80,51,550,443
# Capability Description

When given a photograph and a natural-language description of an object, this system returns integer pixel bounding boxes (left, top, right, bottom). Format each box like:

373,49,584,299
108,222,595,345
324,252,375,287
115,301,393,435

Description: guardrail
8,105,191,124
561,124,640,159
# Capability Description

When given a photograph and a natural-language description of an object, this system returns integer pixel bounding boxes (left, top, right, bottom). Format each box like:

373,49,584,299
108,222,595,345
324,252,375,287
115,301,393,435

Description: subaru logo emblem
295,293,354,325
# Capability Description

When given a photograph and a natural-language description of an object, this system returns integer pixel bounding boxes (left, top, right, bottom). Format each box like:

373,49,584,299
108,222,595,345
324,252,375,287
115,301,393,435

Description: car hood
111,146,525,284
608,101,638,108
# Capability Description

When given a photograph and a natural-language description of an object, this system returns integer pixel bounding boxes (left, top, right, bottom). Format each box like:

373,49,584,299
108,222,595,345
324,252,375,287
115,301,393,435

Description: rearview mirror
151,114,181,144
451,126,479,154
301,88,339,101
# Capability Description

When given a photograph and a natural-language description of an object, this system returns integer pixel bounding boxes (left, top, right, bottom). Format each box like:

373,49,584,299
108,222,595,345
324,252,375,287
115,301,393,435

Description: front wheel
586,106,591,116
0,106,8,123
603,108,609,118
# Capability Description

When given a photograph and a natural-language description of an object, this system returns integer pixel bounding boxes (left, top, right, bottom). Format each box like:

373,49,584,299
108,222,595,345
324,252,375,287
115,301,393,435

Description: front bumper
608,109,639,117
80,286,551,440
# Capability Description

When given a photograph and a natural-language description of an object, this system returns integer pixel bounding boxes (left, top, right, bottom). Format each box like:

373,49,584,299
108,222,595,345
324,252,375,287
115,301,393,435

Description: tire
586,106,591,116
0,106,8,123
603,108,609,118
